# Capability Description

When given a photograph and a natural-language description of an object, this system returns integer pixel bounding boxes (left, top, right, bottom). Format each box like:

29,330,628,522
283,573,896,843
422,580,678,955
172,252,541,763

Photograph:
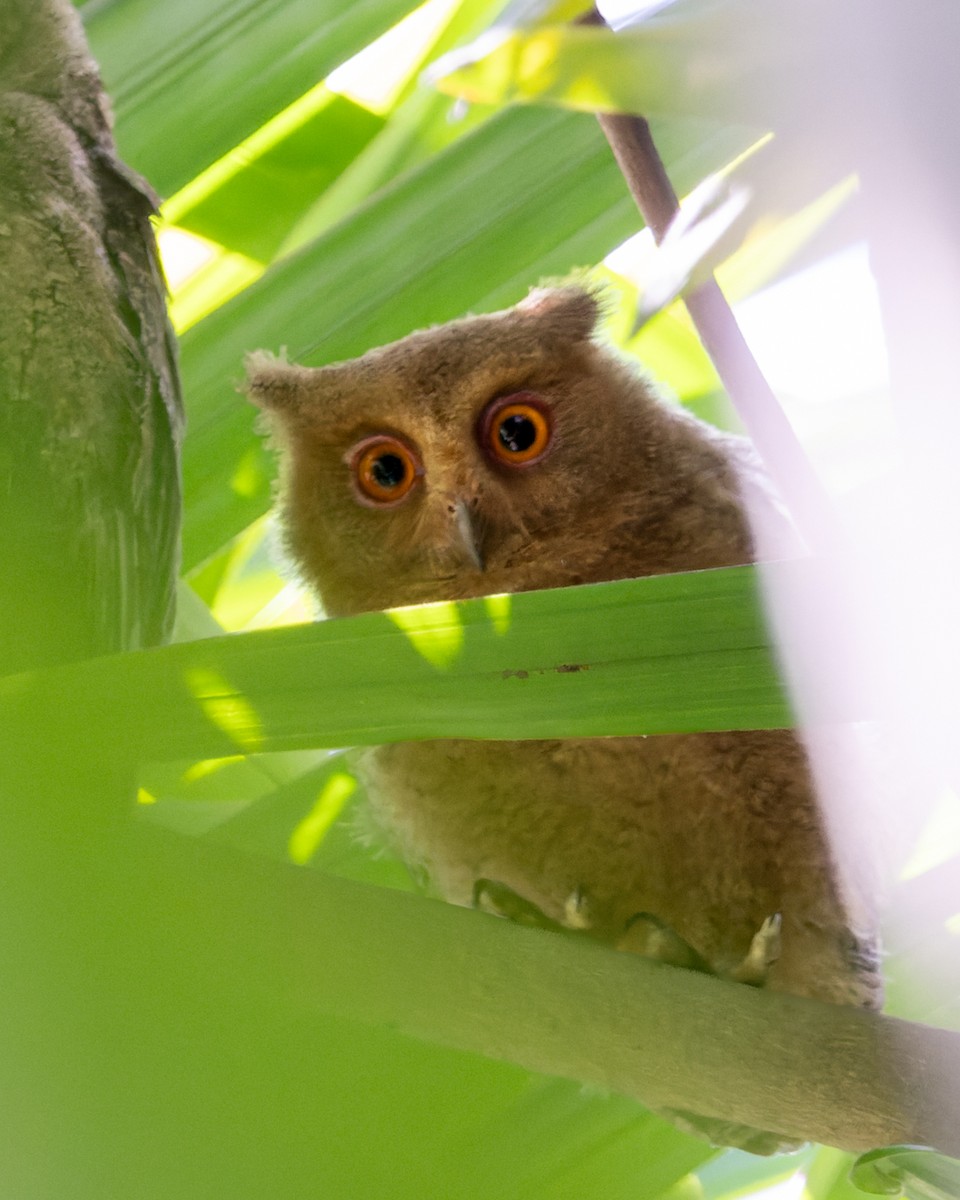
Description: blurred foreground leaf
431,0,849,129
0,566,800,763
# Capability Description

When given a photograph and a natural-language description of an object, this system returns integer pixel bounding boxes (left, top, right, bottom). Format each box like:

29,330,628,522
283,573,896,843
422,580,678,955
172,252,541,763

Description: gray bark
0,0,181,670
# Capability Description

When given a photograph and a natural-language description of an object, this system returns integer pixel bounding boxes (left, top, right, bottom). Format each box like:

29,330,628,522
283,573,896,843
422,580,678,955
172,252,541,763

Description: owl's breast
358,732,882,1007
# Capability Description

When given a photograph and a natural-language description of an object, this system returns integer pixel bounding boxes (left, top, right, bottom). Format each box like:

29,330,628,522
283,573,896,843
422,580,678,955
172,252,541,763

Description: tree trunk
0,0,181,673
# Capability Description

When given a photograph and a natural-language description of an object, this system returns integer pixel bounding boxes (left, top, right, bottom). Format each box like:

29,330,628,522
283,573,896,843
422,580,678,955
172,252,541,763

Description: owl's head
246,286,749,616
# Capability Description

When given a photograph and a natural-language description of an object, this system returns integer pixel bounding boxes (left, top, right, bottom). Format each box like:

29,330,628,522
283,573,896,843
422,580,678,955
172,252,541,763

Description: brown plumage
246,287,881,1018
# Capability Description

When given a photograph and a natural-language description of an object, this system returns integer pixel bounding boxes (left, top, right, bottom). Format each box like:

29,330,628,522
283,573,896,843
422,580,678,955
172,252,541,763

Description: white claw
731,913,782,986
563,887,592,930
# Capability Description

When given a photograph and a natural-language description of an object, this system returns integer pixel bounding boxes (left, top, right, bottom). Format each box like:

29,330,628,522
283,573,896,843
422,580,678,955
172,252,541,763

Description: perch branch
127,822,960,1157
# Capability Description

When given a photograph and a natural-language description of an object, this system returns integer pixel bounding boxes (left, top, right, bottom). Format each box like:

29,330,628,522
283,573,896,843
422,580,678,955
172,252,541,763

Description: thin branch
579,7,835,554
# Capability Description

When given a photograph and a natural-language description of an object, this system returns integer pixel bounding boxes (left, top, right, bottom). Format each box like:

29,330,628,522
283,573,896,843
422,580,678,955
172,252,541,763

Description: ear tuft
243,349,312,414
516,285,603,343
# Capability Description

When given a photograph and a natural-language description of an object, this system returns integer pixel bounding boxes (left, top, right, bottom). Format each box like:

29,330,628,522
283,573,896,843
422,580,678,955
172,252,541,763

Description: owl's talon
472,878,566,932
617,911,713,973
563,887,592,930
730,913,782,987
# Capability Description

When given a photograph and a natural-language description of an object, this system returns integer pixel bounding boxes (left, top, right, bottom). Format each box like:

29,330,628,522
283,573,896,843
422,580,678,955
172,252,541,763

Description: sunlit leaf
0,566,796,763
493,0,593,28
430,20,736,116
83,0,416,195
430,0,842,129
163,91,384,262
281,0,511,253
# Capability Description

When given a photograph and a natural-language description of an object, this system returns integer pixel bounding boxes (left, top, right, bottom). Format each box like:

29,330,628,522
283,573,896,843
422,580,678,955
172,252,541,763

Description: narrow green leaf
279,0,514,254
0,567,798,764
430,0,837,129
83,0,414,195
431,21,733,117
162,0,511,259
165,91,385,262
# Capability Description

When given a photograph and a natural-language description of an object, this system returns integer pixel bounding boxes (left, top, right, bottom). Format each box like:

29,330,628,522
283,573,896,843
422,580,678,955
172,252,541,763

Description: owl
245,287,882,1025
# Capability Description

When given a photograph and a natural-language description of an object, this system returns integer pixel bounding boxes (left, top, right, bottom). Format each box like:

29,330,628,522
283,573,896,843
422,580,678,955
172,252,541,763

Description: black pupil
371,452,407,490
498,414,537,454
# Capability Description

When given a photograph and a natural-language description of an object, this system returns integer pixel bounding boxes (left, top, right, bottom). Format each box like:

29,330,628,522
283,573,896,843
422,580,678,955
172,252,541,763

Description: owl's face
246,288,746,616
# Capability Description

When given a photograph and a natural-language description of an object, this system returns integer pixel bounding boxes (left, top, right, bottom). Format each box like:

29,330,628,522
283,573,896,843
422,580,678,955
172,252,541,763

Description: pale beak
453,499,484,571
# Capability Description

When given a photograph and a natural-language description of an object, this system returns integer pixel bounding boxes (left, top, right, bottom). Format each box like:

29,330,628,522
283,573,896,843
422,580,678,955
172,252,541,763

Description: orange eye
480,393,553,467
350,435,421,506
